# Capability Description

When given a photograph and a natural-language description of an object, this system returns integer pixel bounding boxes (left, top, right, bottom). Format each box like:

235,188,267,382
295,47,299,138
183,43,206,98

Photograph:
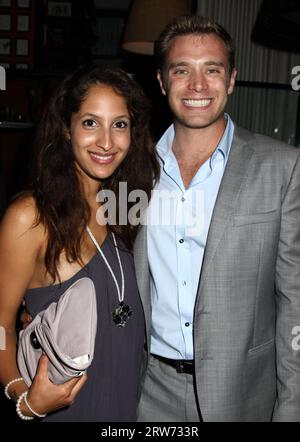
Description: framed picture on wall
17,15,29,31
0,38,11,55
0,0,36,69
0,14,11,31
16,39,29,56
0,0,12,7
17,0,30,8
47,1,72,17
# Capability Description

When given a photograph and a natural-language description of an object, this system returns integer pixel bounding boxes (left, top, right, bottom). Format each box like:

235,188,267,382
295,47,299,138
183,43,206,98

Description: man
134,15,300,422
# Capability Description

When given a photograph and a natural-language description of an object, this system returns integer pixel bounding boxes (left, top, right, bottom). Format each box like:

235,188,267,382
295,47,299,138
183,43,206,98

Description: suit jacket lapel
133,224,151,345
198,127,255,293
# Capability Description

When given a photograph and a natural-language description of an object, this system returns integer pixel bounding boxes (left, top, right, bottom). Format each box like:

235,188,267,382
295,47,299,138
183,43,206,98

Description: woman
0,65,159,421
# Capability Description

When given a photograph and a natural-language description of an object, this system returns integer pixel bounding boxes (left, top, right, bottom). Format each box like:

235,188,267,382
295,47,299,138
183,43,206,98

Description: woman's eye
82,119,97,128
114,120,129,129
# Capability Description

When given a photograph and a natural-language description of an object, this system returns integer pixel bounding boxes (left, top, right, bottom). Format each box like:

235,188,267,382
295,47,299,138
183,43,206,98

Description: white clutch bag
17,277,97,386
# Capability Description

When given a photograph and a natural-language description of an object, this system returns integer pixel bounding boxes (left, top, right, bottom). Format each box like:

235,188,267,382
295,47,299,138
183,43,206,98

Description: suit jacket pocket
248,338,275,356
233,209,279,227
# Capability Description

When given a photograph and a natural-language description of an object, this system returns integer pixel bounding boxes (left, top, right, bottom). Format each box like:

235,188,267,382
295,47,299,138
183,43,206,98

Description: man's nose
188,72,208,92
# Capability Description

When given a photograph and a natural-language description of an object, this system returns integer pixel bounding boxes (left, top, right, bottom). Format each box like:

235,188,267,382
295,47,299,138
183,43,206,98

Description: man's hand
20,309,32,328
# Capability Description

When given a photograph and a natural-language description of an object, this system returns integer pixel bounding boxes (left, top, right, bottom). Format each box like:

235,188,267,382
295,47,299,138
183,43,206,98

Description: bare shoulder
0,195,46,321
0,194,44,247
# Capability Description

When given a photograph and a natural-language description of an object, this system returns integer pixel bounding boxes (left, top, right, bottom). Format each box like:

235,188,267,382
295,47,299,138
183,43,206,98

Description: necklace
86,226,132,327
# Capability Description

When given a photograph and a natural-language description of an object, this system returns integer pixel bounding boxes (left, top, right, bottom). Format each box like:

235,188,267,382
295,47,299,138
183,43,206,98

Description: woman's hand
24,354,88,416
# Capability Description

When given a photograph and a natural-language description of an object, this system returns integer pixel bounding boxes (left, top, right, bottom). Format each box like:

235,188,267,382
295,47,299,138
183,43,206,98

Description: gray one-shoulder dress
24,235,145,422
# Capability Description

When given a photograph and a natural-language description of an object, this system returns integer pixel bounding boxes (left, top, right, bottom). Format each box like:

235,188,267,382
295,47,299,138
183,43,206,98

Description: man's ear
228,68,237,95
157,70,167,96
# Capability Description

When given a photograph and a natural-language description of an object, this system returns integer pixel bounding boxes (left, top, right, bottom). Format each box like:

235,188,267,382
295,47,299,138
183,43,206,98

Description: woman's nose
96,129,112,151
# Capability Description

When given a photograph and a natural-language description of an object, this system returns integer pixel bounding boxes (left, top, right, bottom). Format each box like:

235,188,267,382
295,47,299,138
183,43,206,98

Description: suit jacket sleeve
273,152,300,421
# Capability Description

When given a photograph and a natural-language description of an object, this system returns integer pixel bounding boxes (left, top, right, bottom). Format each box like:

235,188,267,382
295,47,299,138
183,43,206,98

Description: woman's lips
89,152,115,165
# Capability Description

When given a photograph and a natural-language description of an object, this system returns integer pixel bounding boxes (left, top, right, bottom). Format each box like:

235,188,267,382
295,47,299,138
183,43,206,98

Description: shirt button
179,239,184,244
181,197,186,202
185,322,190,328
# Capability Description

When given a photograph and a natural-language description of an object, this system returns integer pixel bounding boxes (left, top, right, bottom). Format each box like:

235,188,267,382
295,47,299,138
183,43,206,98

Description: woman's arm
0,197,87,418
0,197,40,395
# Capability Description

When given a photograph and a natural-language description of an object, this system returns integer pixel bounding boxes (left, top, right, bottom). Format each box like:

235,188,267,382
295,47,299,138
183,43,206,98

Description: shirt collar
215,113,233,162
156,113,234,165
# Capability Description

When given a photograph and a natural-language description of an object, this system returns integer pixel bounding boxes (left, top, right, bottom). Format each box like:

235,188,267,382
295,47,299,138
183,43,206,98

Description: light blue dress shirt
148,115,235,360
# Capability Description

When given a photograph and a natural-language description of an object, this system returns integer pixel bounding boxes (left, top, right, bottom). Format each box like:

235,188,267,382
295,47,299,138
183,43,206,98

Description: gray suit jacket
133,126,300,422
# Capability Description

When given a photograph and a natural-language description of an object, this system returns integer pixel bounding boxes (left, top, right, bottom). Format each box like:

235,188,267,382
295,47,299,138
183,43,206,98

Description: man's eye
114,121,129,129
174,69,188,76
82,119,97,127
207,69,220,74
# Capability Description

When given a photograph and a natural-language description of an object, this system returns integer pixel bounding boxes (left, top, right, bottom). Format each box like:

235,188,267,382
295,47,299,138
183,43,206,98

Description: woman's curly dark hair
30,64,159,281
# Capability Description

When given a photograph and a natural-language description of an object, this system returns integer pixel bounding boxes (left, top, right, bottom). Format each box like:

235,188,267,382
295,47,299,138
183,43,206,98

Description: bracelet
4,377,24,400
16,392,34,421
24,391,47,418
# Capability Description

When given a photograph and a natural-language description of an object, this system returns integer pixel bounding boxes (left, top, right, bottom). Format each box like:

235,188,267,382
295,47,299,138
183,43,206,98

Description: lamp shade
122,0,191,55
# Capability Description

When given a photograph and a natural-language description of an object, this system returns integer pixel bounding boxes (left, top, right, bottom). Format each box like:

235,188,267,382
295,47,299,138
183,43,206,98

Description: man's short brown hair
156,14,236,76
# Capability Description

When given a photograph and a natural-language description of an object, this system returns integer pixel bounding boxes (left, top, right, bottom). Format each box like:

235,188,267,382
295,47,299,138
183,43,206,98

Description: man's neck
172,116,227,188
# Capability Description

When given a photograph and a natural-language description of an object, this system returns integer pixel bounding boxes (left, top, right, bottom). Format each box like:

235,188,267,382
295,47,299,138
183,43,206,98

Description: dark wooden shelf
0,121,34,130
